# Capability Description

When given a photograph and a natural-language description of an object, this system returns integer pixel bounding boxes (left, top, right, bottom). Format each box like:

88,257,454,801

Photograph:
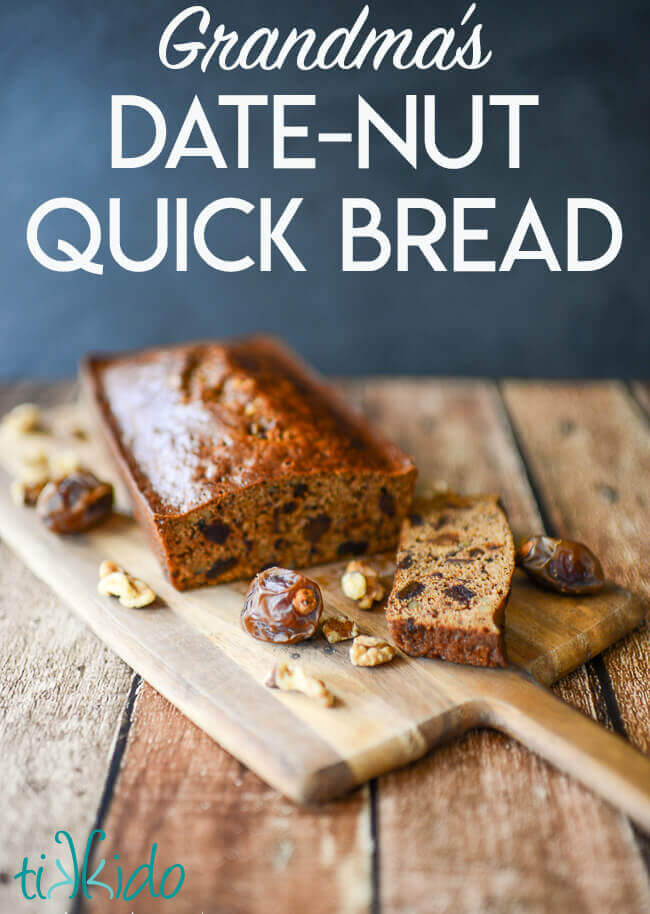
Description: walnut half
350,635,396,667
10,466,51,506
1,403,42,436
10,451,82,507
98,561,156,609
265,661,334,707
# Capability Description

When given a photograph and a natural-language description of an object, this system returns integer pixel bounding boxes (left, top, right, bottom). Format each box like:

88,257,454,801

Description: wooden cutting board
1,401,649,830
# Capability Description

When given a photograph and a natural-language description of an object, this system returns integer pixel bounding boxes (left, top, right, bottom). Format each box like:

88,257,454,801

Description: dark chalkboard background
2,0,648,378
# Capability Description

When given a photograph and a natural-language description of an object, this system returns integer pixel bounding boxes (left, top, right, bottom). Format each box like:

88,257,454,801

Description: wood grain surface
631,381,650,419
0,384,136,914
0,380,648,914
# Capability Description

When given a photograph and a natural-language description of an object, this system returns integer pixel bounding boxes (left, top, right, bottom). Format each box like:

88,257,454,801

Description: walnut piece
23,449,50,472
10,451,82,508
341,560,386,610
322,616,360,644
50,450,81,476
10,451,49,506
97,561,156,609
265,661,334,707
1,403,42,436
350,635,396,667
10,471,50,507
341,570,367,601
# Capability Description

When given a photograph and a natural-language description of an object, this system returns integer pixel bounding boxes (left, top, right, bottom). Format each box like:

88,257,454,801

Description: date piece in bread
386,494,514,667
81,337,416,590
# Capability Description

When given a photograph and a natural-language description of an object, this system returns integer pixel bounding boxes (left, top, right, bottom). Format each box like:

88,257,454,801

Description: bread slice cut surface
385,493,514,667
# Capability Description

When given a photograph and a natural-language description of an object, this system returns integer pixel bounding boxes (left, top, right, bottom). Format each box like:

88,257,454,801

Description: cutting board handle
484,671,650,833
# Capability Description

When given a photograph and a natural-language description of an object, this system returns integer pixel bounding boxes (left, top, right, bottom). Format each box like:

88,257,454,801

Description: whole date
242,566,323,644
516,536,605,595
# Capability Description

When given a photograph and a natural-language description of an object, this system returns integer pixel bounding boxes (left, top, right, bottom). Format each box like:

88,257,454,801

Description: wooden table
1,379,648,914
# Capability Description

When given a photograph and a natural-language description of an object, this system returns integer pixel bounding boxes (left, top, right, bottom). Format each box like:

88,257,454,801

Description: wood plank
0,383,135,914
345,379,650,914
377,731,649,914
631,381,650,418
86,685,372,914
502,381,650,753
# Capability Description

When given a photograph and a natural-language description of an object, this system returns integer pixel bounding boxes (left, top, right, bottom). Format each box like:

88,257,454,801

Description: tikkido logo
13,829,185,903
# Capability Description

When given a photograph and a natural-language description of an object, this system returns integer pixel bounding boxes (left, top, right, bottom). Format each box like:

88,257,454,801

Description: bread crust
81,337,417,589
388,592,509,667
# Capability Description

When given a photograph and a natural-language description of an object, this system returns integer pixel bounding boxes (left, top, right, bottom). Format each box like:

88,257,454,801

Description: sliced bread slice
385,493,514,667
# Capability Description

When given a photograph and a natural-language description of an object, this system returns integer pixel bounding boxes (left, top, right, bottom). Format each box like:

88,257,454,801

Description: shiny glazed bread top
86,337,415,516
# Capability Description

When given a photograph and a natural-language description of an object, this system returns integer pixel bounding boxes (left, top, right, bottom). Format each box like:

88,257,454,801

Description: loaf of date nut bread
385,494,514,667
82,338,416,590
